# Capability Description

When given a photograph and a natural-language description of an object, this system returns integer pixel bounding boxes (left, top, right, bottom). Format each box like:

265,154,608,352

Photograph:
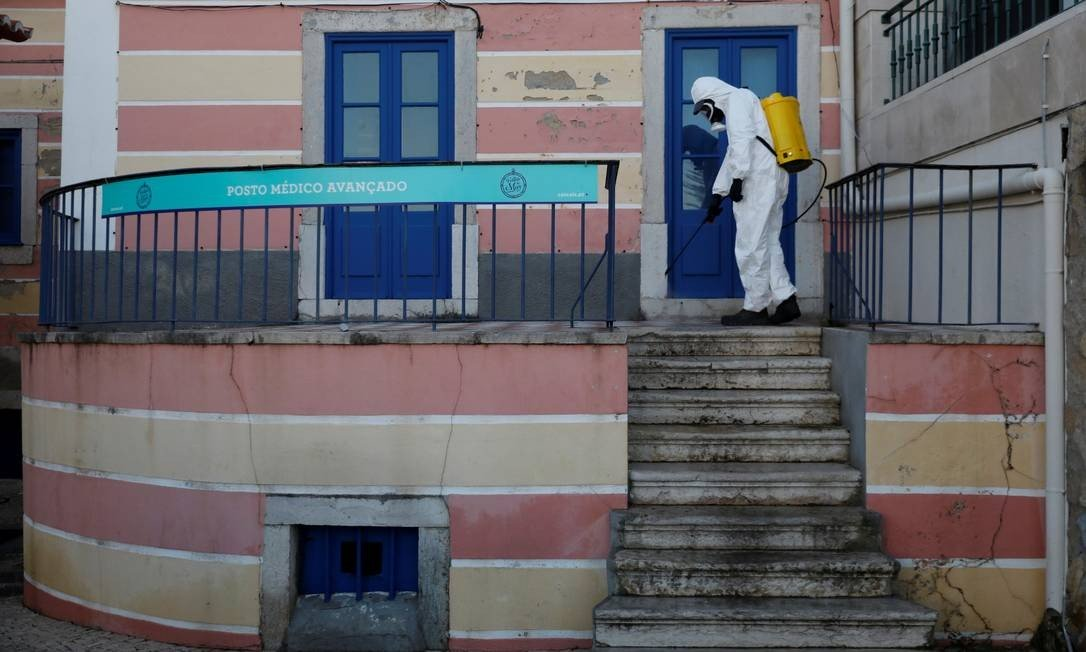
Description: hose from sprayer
782,157,828,229
665,157,829,276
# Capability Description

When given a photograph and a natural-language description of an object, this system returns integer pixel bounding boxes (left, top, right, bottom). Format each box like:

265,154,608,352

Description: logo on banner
136,183,153,210
499,169,527,199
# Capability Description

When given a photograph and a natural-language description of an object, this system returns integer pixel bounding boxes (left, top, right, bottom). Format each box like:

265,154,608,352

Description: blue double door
325,34,453,299
667,28,798,298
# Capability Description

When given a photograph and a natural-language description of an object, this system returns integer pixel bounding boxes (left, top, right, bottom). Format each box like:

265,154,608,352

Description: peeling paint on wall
524,70,578,90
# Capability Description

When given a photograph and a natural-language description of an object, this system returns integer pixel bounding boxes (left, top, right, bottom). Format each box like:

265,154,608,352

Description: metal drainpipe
1036,166,1067,614
840,0,857,175
1042,40,1051,167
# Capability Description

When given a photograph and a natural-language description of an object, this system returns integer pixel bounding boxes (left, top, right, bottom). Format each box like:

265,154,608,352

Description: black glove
728,178,744,203
704,193,724,223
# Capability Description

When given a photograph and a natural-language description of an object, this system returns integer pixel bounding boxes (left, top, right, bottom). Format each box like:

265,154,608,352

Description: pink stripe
822,0,841,46
6,0,65,8
23,343,629,416
477,4,641,51
24,582,260,650
114,210,298,251
449,493,626,559
38,111,61,144
450,638,591,651
118,105,301,152
37,178,59,197
120,5,302,51
23,463,263,556
866,344,1045,415
479,208,640,254
867,493,1044,559
478,107,642,154
0,45,62,75
821,102,841,150
0,316,41,346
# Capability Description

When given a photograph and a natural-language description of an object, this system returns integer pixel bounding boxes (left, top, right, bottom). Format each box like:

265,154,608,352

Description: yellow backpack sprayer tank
760,92,812,173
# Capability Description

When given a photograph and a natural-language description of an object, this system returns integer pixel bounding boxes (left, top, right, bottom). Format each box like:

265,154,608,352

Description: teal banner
101,163,601,216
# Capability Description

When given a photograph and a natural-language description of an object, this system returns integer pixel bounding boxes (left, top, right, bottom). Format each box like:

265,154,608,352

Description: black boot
720,308,770,326
770,294,801,325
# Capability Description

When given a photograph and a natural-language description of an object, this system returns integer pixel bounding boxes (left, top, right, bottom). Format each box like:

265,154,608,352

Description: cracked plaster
872,345,1045,640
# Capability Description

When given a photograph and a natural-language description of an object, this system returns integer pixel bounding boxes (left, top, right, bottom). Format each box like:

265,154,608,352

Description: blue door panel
326,34,453,300
666,29,798,299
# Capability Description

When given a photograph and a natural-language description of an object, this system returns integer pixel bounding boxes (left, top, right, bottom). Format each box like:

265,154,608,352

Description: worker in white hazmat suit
690,76,800,326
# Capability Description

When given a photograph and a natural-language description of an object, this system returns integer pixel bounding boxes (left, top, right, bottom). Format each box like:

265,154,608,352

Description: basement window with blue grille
299,526,419,601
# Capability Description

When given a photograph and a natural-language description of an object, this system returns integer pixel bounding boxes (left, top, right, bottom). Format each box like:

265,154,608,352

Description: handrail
880,0,1080,99
39,160,620,330
827,161,1040,326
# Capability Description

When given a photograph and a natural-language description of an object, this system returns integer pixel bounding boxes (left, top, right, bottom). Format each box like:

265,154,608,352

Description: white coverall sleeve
712,92,758,196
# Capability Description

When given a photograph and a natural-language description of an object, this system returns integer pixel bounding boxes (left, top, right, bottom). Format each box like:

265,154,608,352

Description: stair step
620,506,880,551
627,327,822,357
597,649,931,651
593,596,937,648
614,550,896,598
629,463,861,506
629,356,831,390
629,425,849,463
629,390,839,426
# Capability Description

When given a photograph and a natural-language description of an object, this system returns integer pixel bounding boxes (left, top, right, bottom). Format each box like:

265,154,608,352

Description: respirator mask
693,98,726,134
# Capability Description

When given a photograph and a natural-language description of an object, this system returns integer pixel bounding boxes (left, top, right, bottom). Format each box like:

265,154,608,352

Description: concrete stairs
593,327,936,648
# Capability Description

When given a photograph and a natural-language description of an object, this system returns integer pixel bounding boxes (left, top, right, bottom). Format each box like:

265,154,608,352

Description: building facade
4,0,1084,649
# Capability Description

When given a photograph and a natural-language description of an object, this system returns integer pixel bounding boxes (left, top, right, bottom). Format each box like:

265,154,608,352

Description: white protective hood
690,76,778,196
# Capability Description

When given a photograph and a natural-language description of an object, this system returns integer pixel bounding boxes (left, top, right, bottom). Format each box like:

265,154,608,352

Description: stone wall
1062,105,1086,646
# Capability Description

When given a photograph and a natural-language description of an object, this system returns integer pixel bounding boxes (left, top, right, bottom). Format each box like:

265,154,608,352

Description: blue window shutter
0,130,22,245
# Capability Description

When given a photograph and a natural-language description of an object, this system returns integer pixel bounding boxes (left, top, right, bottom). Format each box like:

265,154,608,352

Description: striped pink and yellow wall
21,340,628,650
0,1,64,349
864,343,1046,643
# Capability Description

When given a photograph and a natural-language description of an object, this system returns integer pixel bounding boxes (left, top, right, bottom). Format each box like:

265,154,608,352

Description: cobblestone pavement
0,596,228,651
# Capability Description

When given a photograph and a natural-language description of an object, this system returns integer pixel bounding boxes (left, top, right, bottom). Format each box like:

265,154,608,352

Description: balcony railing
827,162,1039,326
883,0,1079,99
40,160,620,330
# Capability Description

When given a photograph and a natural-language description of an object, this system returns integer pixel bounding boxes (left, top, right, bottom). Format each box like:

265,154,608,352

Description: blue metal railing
883,0,1080,99
39,161,620,329
827,162,1037,326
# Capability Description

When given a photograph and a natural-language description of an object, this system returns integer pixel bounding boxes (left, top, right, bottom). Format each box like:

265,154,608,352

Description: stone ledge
826,324,1044,346
20,322,628,346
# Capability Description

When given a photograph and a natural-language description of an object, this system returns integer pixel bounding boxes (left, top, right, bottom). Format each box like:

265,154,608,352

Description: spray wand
665,157,827,276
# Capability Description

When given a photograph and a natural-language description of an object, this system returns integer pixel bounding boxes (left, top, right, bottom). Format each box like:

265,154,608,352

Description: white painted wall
60,0,118,250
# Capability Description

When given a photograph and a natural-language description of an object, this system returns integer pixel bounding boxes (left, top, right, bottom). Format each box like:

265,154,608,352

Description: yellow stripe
0,78,61,110
821,152,841,183
897,565,1043,634
115,154,302,175
450,566,606,631
0,281,39,314
821,51,840,98
24,522,259,627
866,419,1044,490
23,402,627,487
119,55,302,101
4,10,64,43
599,158,638,205
479,54,641,103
